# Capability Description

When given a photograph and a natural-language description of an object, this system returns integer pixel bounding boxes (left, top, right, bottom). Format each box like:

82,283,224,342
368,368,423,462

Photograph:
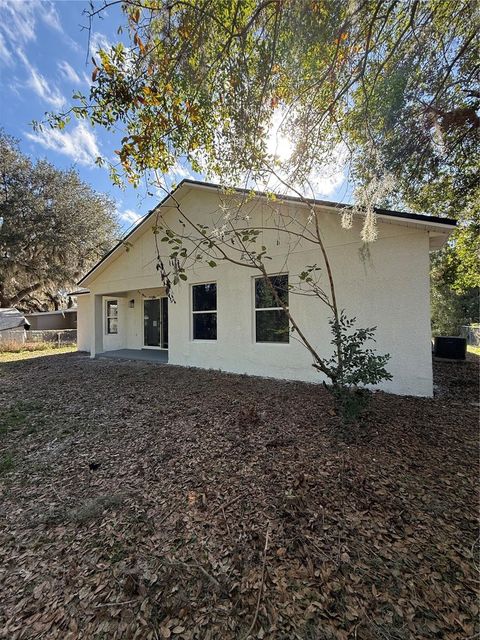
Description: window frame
253,273,290,344
191,282,218,342
105,299,118,335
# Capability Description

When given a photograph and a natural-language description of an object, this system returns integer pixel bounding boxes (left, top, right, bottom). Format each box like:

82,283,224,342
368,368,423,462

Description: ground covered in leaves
0,352,478,639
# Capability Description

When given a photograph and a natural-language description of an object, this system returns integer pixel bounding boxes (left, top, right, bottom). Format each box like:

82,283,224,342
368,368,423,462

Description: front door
143,298,168,349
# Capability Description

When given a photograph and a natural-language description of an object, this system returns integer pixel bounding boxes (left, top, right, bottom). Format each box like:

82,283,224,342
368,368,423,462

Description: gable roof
0,308,30,332
78,178,457,287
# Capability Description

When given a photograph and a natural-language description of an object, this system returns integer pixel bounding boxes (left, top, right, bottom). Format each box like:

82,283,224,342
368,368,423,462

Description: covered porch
89,287,169,358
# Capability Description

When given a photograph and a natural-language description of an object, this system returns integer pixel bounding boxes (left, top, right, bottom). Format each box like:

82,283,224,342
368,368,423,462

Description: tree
46,1,478,209
46,0,478,309
0,132,118,310
41,0,478,415
430,220,479,336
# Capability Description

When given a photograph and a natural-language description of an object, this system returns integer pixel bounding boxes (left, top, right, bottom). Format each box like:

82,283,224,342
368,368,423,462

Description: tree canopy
46,0,478,322
50,1,478,203
0,132,118,310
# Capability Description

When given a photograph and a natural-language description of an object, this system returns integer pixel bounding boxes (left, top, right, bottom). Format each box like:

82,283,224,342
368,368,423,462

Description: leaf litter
0,352,478,639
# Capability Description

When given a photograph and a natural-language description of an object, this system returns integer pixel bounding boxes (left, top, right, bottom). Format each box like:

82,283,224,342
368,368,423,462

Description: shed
0,308,30,343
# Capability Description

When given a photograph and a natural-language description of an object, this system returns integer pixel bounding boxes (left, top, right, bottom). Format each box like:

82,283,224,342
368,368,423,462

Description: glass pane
193,283,217,311
107,300,118,317
107,317,118,334
255,275,288,308
161,297,168,349
144,299,160,346
193,313,217,340
256,309,289,343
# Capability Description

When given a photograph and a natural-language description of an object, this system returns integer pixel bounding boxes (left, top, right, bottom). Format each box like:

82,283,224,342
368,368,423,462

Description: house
25,308,77,331
76,179,455,396
0,308,30,343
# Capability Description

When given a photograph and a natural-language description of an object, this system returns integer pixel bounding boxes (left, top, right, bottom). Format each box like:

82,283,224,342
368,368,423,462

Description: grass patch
0,401,44,435
69,495,124,524
36,494,125,527
0,452,14,474
467,345,480,356
0,345,76,363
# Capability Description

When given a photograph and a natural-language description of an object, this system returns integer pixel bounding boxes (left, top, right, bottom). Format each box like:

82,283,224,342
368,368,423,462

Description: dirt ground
0,352,478,640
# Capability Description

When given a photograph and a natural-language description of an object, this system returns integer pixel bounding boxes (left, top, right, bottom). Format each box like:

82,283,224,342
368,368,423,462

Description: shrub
325,312,393,423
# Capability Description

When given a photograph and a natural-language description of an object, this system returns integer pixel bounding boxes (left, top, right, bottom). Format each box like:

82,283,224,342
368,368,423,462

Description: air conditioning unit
433,336,467,360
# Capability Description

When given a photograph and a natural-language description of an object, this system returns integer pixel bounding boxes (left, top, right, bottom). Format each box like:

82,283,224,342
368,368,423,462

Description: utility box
434,336,467,360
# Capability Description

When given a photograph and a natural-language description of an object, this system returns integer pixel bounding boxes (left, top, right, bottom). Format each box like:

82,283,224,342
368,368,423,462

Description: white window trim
105,298,118,335
191,282,218,342
253,273,290,344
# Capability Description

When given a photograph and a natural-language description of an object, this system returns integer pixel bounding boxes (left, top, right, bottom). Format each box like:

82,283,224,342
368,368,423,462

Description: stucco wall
76,295,91,352
80,186,434,396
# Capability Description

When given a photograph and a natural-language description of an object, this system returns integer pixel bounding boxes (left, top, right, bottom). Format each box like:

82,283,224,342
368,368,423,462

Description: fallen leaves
0,352,478,639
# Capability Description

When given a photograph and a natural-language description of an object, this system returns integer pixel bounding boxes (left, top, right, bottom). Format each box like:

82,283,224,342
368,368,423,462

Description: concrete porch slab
97,349,168,363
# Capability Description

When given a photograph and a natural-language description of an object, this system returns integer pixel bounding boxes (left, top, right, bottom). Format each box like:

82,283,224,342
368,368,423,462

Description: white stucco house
76,179,455,396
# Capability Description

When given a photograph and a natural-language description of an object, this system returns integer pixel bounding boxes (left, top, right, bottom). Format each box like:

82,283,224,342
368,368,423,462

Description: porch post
90,294,103,358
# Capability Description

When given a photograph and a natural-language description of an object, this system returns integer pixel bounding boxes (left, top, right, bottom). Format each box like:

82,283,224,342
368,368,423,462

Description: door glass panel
161,297,168,348
144,299,161,347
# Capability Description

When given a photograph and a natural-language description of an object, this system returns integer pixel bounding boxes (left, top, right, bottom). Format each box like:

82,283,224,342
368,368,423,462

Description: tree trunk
4,282,42,307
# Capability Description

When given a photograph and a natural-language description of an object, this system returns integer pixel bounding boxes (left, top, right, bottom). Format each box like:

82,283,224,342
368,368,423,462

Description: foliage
46,0,478,212
430,212,480,295
0,131,119,310
431,281,479,336
0,451,14,475
325,311,392,422
430,243,479,335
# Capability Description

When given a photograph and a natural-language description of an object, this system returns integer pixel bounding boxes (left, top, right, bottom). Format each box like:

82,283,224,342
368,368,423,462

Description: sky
0,0,350,234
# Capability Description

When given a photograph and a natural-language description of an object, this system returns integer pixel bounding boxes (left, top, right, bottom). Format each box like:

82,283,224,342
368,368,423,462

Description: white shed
0,308,30,344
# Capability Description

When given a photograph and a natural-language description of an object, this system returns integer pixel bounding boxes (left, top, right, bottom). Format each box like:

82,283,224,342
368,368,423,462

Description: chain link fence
27,329,77,346
461,325,480,347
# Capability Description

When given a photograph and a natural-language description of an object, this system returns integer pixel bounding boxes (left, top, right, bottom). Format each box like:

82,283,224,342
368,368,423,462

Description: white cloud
41,1,62,32
0,0,62,56
0,0,37,45
25,122,102,167
0,0,81,67
14,49,65,108
0,31,11,64
58,60,81,85
171,160,198,181
118,208,143,225
26,64,65,108
90,31,111,57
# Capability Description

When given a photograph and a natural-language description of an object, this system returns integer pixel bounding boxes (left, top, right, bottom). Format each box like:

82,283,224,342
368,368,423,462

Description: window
255,275,289,343
106,300,118,334
192,283,217,340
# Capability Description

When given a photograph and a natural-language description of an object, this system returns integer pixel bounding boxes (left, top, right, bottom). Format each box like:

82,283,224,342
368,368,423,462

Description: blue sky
0,0,350,234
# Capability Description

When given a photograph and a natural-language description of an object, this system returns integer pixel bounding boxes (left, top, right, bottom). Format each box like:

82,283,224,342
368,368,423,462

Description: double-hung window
192,283,217,340
106,300,118,334
255,275,289,343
